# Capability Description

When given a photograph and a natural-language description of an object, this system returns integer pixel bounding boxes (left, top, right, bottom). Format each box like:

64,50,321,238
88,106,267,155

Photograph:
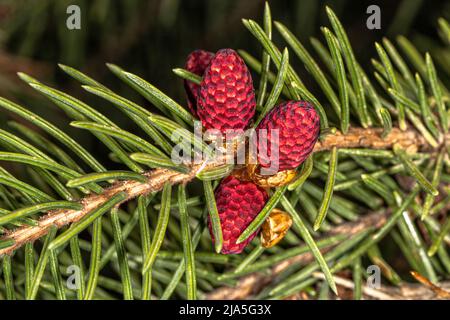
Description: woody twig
0,127,439,256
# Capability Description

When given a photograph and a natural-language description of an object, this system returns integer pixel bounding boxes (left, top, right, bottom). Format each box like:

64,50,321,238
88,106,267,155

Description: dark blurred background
0,0,448,165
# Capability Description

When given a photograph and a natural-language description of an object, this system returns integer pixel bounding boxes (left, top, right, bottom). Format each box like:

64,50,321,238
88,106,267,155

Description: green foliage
0,3,449,300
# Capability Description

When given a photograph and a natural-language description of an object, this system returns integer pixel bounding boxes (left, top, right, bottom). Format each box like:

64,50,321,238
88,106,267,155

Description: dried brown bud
261,208,293,248
246,163,297,187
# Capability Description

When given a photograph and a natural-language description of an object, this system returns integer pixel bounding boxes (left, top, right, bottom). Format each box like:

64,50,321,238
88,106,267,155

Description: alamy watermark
170,121,281,175
66,5,81,30
366,5,381,30
66,265,82,290
366,264,381,289
64,4,381,31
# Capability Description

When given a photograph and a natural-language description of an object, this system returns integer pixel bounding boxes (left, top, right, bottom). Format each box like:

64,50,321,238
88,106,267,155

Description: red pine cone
184,50,214,115
208,176,268,254
256,101,320,172
197,49,256,133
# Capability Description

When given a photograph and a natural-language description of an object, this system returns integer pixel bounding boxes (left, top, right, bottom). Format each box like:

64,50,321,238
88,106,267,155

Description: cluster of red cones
183,49,320,254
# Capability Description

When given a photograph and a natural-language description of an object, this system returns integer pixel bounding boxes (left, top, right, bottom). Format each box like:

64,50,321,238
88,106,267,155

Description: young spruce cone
184,50,214,115
197,49,256,133
255,101,320,172
208,176,268,254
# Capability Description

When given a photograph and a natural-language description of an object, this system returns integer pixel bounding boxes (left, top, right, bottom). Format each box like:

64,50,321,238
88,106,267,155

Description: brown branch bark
205,211,450,300
205,211,389,300
0,162,210,256
375,281,450,300
0,127,435,256
311,272,450,300
314,127,428,152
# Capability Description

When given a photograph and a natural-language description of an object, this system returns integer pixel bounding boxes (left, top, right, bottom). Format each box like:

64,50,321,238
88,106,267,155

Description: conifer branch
311,272,450,300
0,126,440,257
1,3,450,300
0,162,210,256
315,127,430,153
205,210,450,300
205,211,388,299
